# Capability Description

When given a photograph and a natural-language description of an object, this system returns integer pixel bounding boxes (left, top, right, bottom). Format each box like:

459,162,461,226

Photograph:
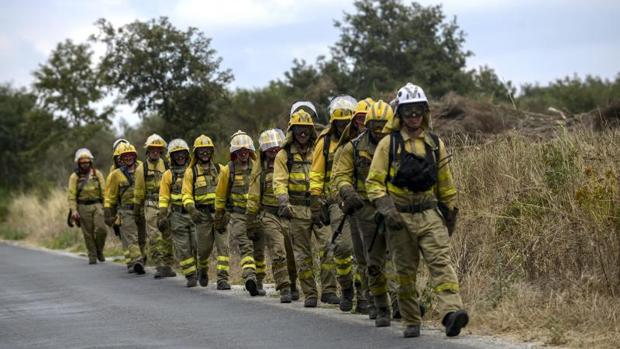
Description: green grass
0,226,27,240
43,229,84,251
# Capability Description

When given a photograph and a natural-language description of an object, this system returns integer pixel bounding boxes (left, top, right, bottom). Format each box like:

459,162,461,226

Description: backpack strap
322,134,331,177
226,161,234,210
386,131,401,184
192,165,198,202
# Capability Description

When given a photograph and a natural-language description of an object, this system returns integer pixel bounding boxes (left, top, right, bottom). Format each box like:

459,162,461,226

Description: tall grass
446,128,619,347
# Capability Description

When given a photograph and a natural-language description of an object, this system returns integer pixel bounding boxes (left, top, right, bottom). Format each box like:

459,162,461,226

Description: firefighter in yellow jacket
332,100,399,327
273,109,339,307
182,135,231,290
246,128,293,303
332,97,374,315
134,134,176,279
366,83,468,338
215,131,265,296
309,95,357,311
158,139,196,286
68,148,107,264
104,143,145,274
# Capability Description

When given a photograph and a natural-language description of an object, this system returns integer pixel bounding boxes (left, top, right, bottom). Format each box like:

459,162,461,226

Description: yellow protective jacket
67,168,106,211
273,143,313,206
104,165,138,209
331,131,377,201
246,156,279,215
309,130,339,197
215,161,252,212
159,167,187,209
182,162,220,208
134,159,167,206
366,128,456,209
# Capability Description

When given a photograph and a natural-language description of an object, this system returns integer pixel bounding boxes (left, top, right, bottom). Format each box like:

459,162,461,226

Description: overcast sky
1,0,618,124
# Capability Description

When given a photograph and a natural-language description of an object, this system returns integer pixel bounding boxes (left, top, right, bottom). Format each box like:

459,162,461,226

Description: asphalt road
0,243,532,349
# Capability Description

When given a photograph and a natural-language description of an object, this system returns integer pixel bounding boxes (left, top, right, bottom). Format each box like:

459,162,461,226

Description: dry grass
3,128,619,348
443,127,620,348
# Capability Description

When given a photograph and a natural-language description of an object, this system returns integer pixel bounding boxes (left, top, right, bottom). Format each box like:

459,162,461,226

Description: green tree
93,17,233,139
33,39,113,126
332,0,473,98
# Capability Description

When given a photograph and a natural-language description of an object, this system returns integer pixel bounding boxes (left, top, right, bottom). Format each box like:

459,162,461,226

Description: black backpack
386,131,441,193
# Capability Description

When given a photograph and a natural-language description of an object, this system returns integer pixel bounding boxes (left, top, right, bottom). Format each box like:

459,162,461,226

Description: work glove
310,195,327,227
277,195,293,219
373,195,404,231
438,202,459,237
246,213,260,241
186,204,203,224
157,207,169,232
339,185,365,214
214,209,227,233
104,207,116,227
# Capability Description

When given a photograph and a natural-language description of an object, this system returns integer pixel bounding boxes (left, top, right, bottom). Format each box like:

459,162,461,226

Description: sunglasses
399,105,426,119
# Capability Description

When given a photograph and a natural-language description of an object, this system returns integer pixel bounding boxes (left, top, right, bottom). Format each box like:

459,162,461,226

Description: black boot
403,325,420,338
96,251,105,262
443,310,469,337
256,280,266,296
355,299,369,314
217,280,231,290
198,268,209,287
392,299,401,320
280,287,292,303
304,297,317,308
375,306,391,327
133,262,145,275
290,282,300,301
320,292,340,305
154,266,166,279
339,287,354,312
163,266,177,277
368,301,377,320
186,273,197,287
245,278,259,296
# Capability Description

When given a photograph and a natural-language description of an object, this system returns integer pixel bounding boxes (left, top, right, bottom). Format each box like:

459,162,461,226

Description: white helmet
167,139,190,154
74,148,94,163
394,83,428,113
144,133,167,149
112,138,129,152
229,130,255,153
290,101,318,118
328,95,358,122
258,128,285,151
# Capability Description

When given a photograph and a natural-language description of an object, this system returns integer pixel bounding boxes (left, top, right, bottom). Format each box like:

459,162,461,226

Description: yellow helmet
193,134,215,152
328,95,357,122
229,130,255,153
365,100,394,126
144,133,167,149
354,98,374,117
116,143,137,157
258,128,285,151
112,138,129,152
168,139,190,154
288,109,314,128
74,148,94,163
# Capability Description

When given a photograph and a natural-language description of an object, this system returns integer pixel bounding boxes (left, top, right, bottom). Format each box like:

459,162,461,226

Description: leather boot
290,282,300,301
280,287,292,303
339,287,354,312
403,325,420,338
443,310,469,337
186,273,197,288
198,268,209,287
256,280,266,296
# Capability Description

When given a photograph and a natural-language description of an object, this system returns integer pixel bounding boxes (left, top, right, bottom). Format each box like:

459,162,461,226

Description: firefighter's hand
310,195,324,227
374,195,404,231
277,195,293,219
71,211,81,222
157,208,169,232
104,208,115,227
339,186,364,214
214,209,227,233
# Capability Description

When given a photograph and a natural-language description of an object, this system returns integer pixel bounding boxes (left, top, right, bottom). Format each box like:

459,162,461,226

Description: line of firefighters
67,83,468,338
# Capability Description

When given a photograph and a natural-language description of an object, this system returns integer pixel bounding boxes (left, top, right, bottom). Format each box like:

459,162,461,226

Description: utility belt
196,204,215,214
170,205,188,214
289,196,311,206
396,201,437,214
262,205,279,216
77,199,102,205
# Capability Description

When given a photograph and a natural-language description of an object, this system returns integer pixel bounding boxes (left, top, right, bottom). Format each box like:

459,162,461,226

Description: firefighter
67,148,107,264
246,128,293,303
104,143,144,274
215,131,265,296
182,135,231,290
366,83,468,338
